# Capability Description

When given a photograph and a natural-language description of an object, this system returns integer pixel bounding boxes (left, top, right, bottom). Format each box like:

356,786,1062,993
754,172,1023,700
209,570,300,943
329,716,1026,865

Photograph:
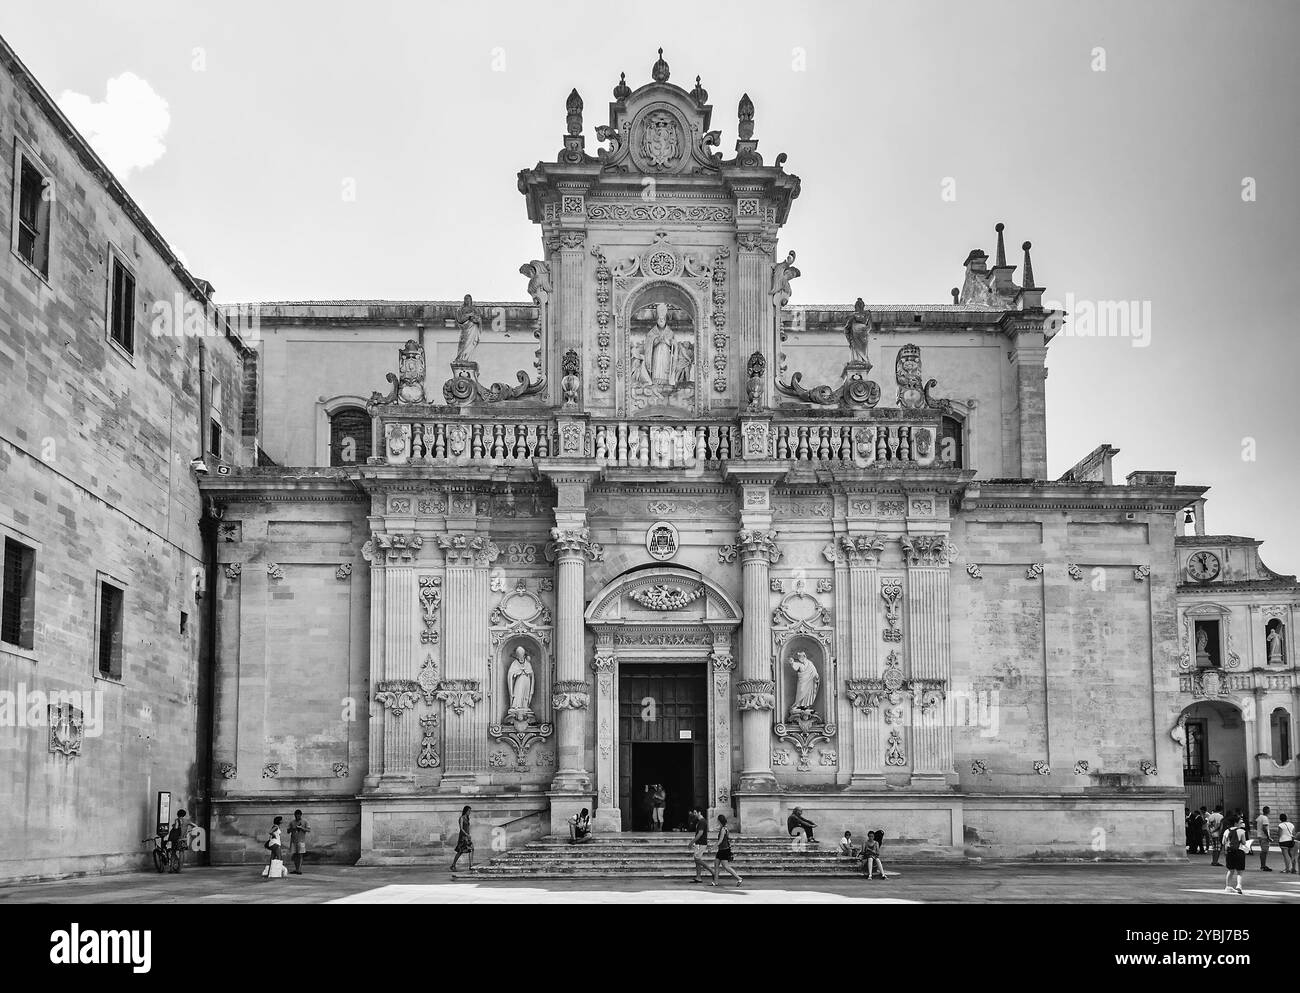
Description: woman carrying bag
261,816,288,880
711,814,742,887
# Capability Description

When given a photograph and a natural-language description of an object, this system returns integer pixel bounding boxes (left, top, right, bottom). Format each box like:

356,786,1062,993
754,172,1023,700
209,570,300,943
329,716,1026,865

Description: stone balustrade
374,410,949,469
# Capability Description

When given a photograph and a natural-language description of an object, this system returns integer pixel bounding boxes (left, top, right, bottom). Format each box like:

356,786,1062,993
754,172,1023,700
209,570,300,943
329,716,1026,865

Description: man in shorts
1256,806,1273,871
688,807,710,882
1207,804,1225,866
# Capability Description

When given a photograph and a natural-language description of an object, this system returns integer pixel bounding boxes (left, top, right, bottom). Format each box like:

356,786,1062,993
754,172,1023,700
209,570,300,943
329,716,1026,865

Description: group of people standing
1187,803,1297,893
261,810,310,879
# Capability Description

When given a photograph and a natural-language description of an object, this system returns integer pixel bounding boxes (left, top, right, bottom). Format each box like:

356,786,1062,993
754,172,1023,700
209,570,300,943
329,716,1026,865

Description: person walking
688,808,711,882
1277,813,1296,873
651,784,667,831
262,816,287,880
711,814,742,887
1223,815,1248,894
1256,806,1273,871
288,809,310,875
1207,804,1225,866
449,805,474,871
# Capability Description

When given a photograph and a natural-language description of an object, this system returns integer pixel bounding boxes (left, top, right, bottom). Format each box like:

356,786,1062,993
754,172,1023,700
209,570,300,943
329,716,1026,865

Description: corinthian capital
549,526,605,563
736,529,782,565
840,532,887,567
437,532,500,567
900,533,957,568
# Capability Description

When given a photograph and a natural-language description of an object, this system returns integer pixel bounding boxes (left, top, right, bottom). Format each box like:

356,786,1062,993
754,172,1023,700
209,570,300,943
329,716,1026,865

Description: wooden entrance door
618,663,708,830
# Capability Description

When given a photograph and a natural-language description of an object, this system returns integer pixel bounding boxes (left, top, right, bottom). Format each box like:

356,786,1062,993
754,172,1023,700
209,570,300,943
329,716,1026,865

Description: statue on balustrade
507,646,535,720
845,297,871,366
787,650,820,719
455,294,483,363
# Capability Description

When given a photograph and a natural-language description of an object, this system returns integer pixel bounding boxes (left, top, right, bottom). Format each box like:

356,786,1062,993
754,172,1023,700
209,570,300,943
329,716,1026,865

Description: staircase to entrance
458,831,964,879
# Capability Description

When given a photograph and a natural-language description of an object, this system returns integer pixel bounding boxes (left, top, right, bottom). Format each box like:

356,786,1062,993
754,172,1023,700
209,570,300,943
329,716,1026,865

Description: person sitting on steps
569,807,595,845
787,807,819,844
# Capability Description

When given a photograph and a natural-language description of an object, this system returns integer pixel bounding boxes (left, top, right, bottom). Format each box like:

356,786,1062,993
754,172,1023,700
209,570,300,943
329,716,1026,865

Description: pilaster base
848,773,888,790
437,773,483,794
733,793,783,835
593,806,623,834
908,774,952,790
547,792,597,835
549,769,592,793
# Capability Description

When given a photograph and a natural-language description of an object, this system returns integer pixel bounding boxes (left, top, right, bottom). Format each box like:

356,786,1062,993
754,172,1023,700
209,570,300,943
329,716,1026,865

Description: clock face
1187,551,1221,582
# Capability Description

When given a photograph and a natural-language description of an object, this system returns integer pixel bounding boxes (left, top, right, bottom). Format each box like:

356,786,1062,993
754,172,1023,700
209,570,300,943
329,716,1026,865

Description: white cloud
58,72,170,179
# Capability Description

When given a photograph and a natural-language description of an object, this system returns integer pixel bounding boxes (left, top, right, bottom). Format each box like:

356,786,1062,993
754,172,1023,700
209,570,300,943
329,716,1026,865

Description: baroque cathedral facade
2,41,1296,878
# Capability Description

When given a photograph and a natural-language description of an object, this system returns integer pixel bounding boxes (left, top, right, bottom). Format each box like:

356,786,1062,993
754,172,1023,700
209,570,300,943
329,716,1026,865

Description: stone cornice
962,481,1208,512
199,471,364,504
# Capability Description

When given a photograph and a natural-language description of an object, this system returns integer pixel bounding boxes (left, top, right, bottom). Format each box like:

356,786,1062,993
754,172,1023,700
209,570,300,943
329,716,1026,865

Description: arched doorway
1179,699,1249,820
584,566,741,832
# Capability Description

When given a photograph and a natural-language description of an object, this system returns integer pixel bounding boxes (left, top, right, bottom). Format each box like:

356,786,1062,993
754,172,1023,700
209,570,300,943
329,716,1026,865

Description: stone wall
0,45,247,882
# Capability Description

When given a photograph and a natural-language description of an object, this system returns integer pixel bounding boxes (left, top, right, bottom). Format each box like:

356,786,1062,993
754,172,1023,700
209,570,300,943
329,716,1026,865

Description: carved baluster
794,426,808,461
724,425,735,460
486,424,501,461
514,424,527,461
898,425,911,462
838,426,852,462
593,425,607,463
814,426,827,461
639,426,651,467
616,423,627,466
876,426,888,461
775,425,788,460
431,423,444,460
536,423,550,458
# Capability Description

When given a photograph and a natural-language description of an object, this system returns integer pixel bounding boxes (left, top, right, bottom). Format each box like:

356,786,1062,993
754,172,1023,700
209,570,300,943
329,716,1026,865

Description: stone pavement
2,860,1300,904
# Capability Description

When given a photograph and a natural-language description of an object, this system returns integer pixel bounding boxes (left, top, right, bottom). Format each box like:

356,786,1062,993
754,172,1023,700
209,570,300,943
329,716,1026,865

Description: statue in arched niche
506,645,535,720
1267,622,1286,664
787,650,820,719
629,299,695,411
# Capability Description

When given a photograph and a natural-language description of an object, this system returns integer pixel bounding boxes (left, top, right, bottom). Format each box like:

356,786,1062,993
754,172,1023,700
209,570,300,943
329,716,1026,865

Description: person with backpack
1223,815,1248,894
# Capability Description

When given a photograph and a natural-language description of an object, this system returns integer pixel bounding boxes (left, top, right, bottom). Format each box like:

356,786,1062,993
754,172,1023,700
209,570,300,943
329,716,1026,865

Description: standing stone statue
507,646,535,719
1268,626,1285,664
770,251,801,308
455,294,483,363
787,650,820,717
1195,628,1211,667
844,297,871,365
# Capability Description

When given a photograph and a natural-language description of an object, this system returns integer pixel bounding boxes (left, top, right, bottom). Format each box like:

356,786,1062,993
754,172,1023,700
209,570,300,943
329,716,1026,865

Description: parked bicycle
141,828,186,873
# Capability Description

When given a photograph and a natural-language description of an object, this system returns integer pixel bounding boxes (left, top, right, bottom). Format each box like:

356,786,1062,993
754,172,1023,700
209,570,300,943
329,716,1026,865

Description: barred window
330,407,372,466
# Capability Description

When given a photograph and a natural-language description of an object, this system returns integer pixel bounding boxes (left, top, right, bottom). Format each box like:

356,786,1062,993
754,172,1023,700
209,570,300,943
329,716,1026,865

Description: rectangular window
97,581,124,679
109,254,136,354
13,150,52,277
1183,718,1208,778
1,537,36,650
209,374,223,460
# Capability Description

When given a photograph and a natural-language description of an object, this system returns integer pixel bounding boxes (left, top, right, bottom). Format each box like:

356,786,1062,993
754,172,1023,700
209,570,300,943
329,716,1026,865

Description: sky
3,0,1298,571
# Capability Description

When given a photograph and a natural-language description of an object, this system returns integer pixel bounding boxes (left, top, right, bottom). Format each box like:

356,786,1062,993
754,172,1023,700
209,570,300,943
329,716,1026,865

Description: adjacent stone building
0,36,253,882
3,41,1296,879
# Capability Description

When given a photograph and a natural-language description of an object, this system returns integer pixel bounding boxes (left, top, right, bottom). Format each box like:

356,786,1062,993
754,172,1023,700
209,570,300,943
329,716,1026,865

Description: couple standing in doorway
641,783,667,831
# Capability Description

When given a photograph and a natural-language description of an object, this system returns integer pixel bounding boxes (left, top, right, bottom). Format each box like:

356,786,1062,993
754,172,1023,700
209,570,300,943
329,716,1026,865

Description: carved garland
711,248,730,393
592,246,613,393
419,576,442,645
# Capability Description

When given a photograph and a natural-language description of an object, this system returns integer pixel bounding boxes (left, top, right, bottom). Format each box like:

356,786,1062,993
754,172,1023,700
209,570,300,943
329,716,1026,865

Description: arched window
1266,619,1286,665
1271,708,1292,765
329,407,372,467
939,415,963,467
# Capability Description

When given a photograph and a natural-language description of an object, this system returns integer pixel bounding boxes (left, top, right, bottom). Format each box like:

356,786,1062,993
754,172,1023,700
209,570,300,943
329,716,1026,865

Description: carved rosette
336,563,353,581
437,533,499,567
224,562,242,581
218,762,237,780
736,679,776,711
375,679,422,716
736,529,781,565
548,526,604,563
552,680,591,710
434,678,483,717
416,655,440,705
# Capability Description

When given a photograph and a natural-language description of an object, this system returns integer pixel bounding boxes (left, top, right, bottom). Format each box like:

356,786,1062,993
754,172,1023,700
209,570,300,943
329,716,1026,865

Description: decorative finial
994,222,1006,267
951,287,960,305
613,71,630,101
652,47,670,83
738,93,755,140
1021,241,1036,289
565,89,583,136
691,74,708,104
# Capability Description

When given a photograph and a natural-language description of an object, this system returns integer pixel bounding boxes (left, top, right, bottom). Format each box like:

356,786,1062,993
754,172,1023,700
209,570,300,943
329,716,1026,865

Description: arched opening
1266,619,1287,665
329,406,372,466
1271,708,1292,765
940,414,964,468
1179,700,1249,826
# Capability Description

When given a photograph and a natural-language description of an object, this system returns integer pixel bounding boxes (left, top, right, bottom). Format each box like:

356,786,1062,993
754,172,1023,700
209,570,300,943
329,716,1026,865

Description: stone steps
460,833,959,878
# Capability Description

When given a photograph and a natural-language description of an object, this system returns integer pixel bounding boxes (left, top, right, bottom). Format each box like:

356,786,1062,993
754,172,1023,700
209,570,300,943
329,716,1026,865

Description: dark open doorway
630,743,695,831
